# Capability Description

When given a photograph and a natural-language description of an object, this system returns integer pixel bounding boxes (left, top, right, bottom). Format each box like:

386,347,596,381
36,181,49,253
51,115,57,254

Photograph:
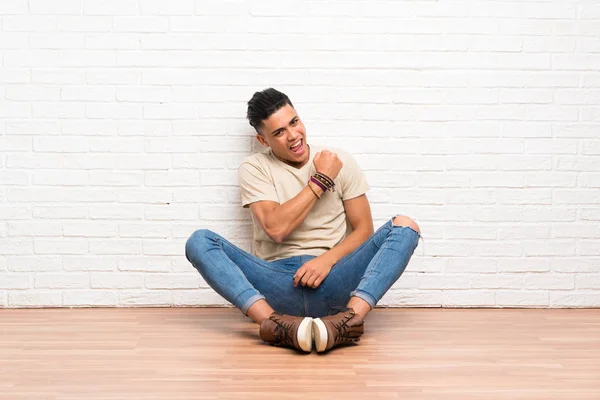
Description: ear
255,134,269,148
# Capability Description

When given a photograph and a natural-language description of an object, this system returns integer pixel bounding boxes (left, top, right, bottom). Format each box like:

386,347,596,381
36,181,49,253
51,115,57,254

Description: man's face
256,104,309,168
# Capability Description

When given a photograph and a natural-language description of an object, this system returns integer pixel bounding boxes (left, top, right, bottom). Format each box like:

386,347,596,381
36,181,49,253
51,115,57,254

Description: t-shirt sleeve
338,151,370,201
238,161,279,208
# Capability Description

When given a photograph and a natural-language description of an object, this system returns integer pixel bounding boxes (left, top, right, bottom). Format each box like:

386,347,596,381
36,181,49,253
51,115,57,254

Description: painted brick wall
1,0,599,308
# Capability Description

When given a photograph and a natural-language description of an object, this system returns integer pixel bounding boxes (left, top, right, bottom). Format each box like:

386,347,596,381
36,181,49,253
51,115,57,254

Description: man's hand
293,256,335,289
313,150,343,180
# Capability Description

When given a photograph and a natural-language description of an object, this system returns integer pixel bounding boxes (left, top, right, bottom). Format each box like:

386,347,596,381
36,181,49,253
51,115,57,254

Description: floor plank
1,308,599,400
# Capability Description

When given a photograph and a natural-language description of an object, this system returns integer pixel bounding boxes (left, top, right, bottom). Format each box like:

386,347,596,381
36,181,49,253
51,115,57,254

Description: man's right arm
249,183,323,244
243,150,342,244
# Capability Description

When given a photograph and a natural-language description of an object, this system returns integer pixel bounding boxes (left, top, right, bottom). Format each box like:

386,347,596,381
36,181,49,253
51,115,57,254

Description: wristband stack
307,172,335,199
314,172,335,192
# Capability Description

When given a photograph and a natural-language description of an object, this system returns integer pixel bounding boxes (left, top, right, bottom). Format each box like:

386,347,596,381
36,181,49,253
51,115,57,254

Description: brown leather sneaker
259,312,313,352
312,308,364,353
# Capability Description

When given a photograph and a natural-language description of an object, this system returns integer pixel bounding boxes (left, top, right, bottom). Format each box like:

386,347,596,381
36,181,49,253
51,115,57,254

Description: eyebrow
270,116,298,136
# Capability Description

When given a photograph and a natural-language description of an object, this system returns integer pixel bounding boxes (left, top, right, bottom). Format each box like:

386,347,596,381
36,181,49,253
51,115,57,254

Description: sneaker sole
297,317,314,352
312,318,328,353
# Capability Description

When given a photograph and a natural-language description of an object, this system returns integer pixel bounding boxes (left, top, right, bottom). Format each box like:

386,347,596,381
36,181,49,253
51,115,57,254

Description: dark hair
246,88,294,134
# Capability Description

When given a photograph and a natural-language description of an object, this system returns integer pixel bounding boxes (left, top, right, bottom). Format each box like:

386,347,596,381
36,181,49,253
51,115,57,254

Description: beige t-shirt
238,144,369,262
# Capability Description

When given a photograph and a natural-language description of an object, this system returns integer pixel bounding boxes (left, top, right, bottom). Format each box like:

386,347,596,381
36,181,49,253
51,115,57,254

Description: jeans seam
302,287,309,317
357,238,391,290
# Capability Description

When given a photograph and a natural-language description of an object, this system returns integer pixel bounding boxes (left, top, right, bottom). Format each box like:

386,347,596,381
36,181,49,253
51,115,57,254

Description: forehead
263,104,297,128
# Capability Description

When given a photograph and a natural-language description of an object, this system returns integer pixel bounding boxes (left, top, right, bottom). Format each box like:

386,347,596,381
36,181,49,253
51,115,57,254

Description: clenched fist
313,150,343,180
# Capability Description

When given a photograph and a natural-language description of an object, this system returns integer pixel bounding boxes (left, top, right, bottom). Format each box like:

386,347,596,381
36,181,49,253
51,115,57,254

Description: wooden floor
1,308,599,400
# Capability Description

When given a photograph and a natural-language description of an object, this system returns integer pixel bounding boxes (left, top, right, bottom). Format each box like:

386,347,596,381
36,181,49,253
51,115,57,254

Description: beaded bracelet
312,176,330,192
315,172,334,187
312,172,335,192
309,176,328,192
312,176,333,192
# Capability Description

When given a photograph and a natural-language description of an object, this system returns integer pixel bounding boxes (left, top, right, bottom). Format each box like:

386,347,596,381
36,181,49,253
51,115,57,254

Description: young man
185,88,421,353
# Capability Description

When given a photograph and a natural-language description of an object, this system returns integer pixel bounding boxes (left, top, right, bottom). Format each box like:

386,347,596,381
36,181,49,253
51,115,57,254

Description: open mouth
289,138,304,155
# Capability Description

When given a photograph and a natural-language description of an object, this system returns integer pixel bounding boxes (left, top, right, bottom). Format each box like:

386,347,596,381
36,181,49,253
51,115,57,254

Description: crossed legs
246,215,421,323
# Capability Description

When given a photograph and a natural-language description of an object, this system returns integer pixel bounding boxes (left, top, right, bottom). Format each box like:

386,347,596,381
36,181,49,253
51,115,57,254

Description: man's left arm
293,194,374,288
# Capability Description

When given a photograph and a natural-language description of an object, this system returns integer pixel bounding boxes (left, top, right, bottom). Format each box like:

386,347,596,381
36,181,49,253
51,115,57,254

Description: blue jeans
185,217,420,318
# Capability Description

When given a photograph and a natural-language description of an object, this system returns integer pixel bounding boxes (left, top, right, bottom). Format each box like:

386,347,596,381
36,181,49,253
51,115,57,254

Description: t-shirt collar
268,143,317,174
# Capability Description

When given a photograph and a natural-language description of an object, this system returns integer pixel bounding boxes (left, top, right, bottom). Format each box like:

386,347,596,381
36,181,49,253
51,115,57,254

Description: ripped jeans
185,217,421,318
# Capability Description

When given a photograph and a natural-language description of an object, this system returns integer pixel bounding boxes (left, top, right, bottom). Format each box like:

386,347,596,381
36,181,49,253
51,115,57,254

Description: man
185,88,421,353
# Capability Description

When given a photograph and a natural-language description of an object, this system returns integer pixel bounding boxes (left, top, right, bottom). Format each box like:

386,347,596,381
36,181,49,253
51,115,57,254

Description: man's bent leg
185,229,304,322
309,216,420,352
185,229,313,352
347,215,421,319
314,215,420,316
350,215,420,316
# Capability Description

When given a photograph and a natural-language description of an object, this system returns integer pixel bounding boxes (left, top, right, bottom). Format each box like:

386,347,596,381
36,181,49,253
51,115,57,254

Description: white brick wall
1,0,599,309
